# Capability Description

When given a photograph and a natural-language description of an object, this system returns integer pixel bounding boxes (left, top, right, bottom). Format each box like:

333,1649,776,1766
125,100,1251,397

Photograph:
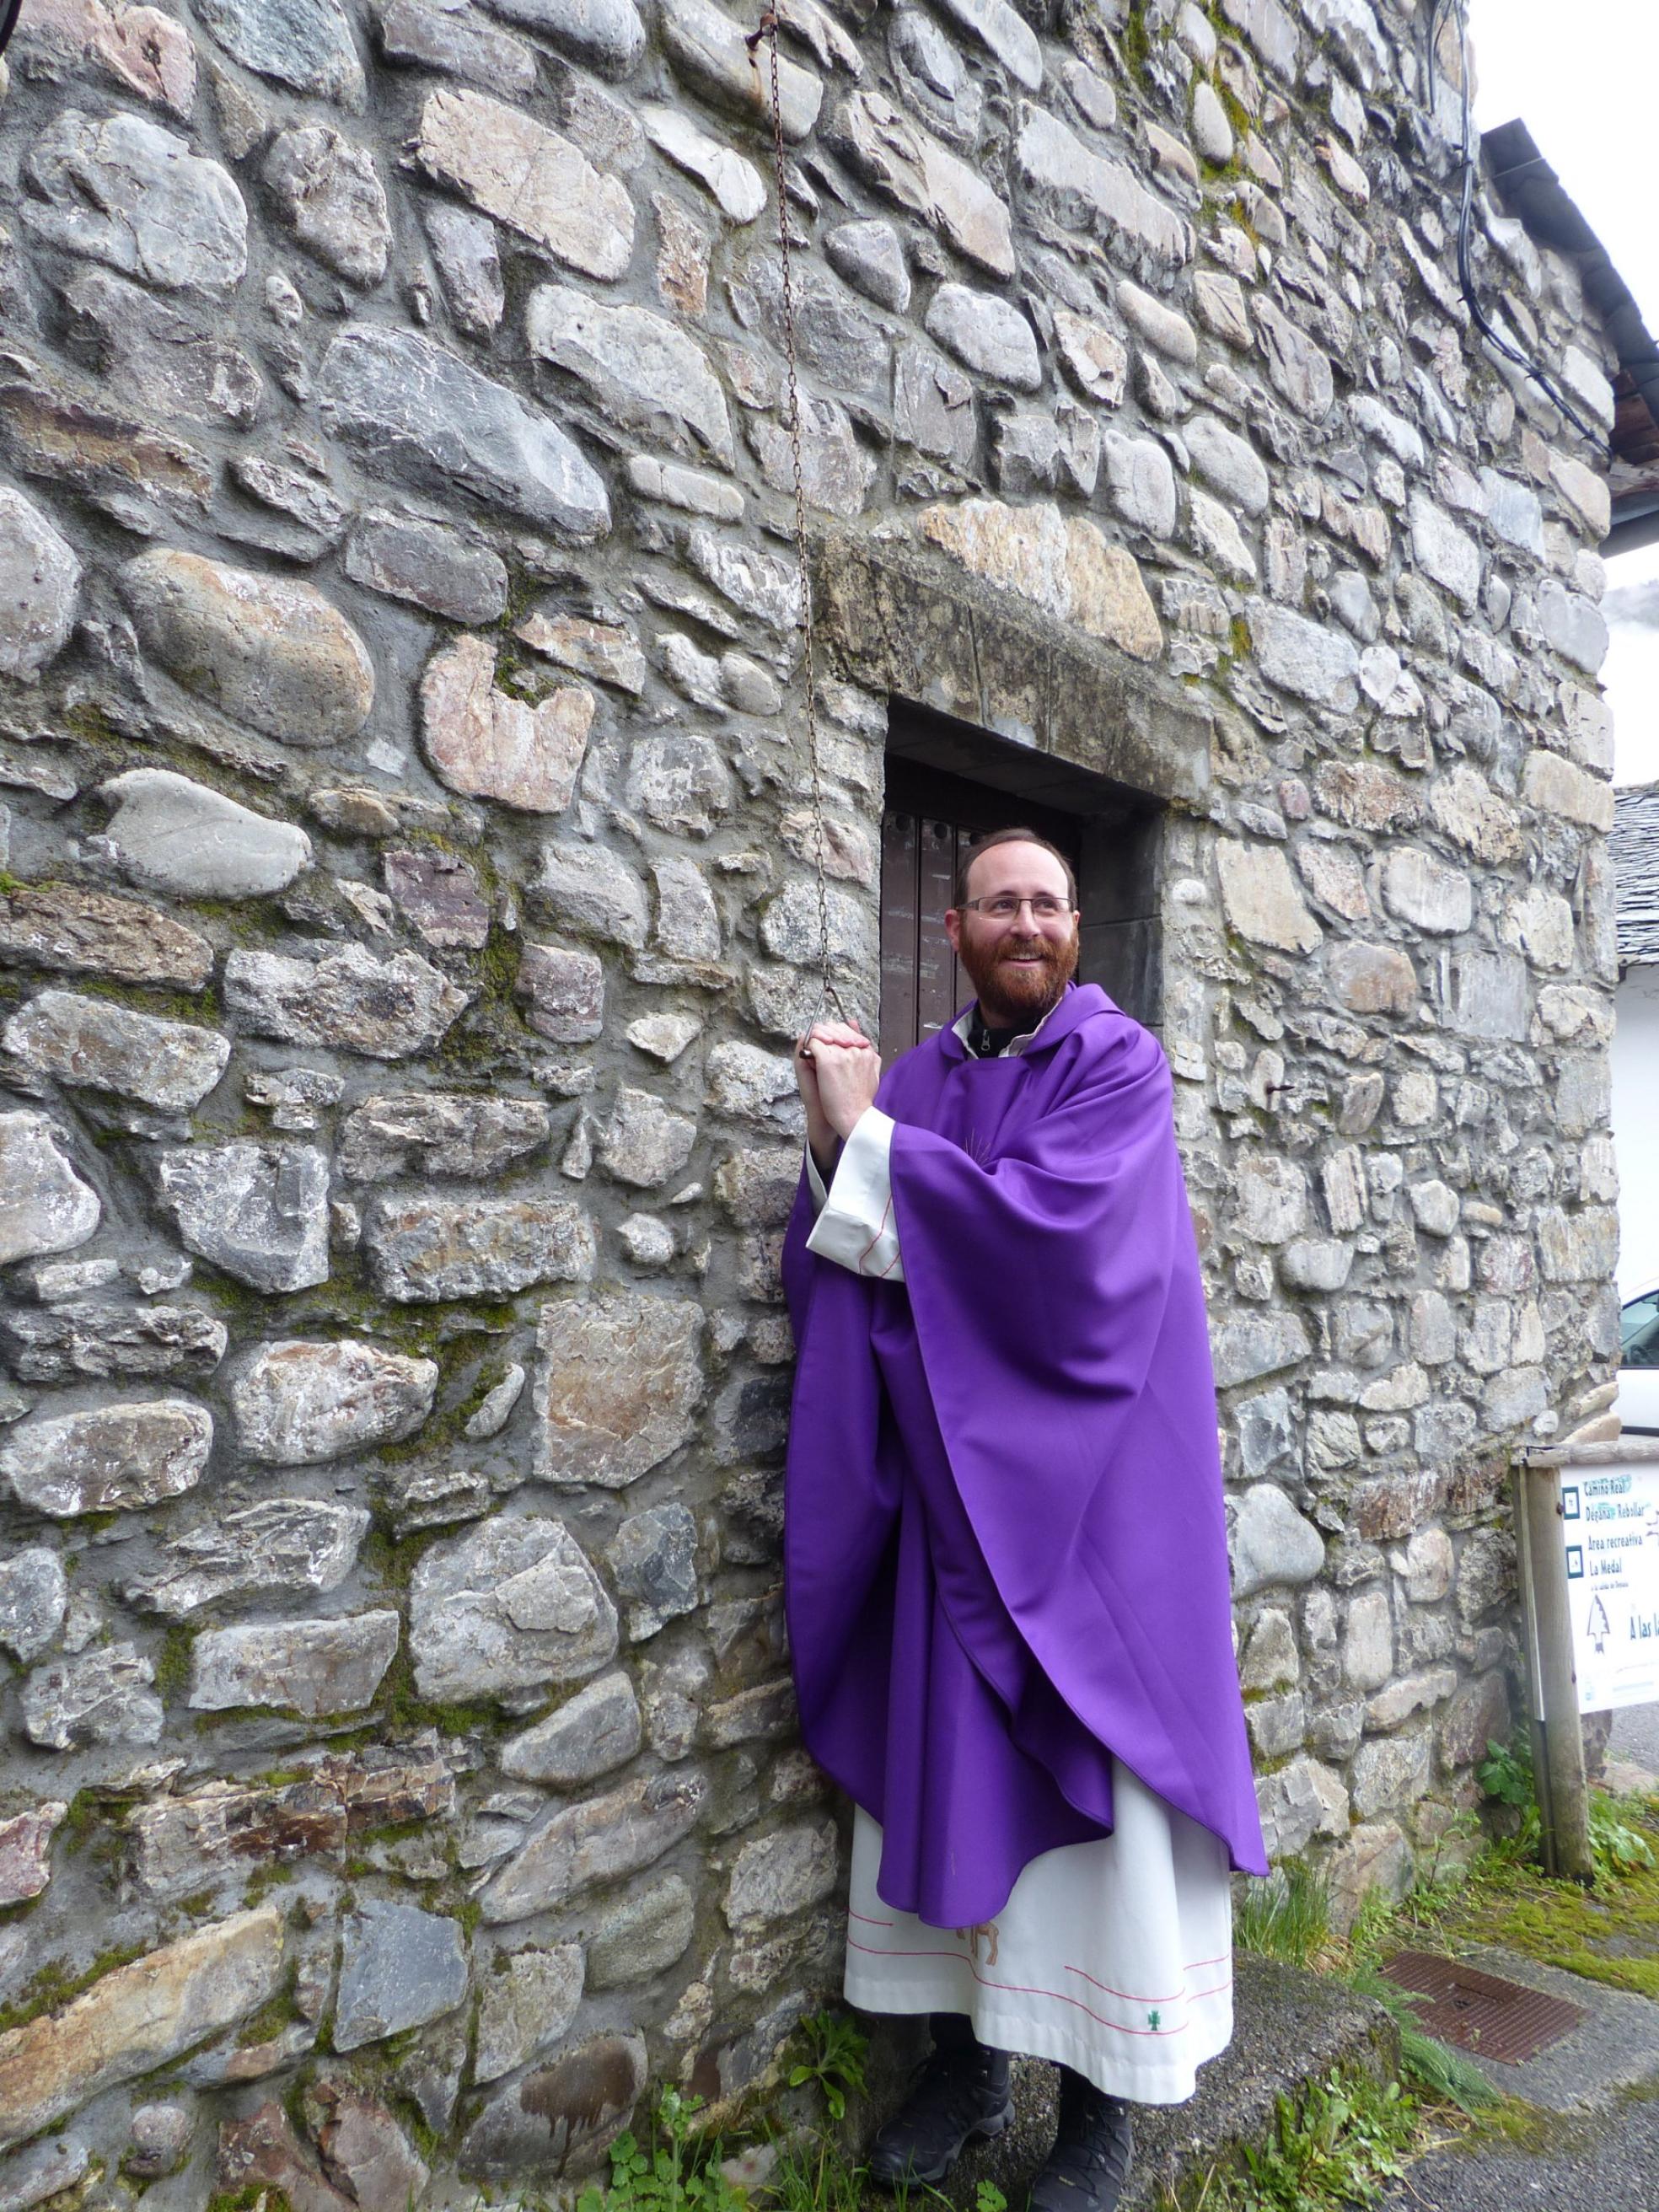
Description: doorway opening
878,699,1164,1066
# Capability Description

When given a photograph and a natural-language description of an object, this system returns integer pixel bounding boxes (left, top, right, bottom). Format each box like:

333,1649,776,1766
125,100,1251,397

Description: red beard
958,926,1079,1028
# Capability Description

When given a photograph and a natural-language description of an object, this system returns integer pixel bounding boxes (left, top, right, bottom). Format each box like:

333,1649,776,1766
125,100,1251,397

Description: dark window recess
878,701,1163,1066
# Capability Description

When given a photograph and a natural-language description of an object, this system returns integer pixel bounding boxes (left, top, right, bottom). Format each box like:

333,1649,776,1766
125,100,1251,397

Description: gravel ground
1384,2092,1659,2209
1610,1702,1659,1775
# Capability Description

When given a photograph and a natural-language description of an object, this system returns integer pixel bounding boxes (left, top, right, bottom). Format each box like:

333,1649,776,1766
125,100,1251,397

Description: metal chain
746,9,847,1028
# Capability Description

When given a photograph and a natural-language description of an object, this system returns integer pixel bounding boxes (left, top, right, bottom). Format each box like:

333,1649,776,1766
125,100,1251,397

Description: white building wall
1605,548,1659,789
1614,967,1659,1297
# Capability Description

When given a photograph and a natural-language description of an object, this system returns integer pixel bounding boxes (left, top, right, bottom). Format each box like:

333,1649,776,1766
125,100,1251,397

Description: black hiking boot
1027,2068,1134,2212
867,2016,1013,2189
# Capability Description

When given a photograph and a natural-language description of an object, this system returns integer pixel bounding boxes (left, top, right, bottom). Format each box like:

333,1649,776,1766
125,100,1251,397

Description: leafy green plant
1475,1736,1532,1810
1244,2071,1412,2205
1479,1733,1658,1885
574,2089,748,2212
1478,1733,1544,1860
1589,1791,1657,1882
1177,2070,1415,2209
1232,1859,1333,1968
786,2009,868,2123
974,2182,1008,2212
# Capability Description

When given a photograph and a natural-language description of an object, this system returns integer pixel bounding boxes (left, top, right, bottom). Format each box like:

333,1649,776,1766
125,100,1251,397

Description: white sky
1471,3,1659,331
1470,2,1659,788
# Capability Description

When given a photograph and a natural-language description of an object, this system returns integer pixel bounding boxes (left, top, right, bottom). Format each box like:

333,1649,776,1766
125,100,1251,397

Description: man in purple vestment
784,830,1266,2212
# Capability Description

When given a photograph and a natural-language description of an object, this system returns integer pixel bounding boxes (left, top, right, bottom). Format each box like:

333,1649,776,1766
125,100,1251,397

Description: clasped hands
794,1021,879,1178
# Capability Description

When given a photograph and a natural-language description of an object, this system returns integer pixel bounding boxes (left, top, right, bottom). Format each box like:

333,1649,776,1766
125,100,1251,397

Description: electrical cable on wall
1431,0,1605,451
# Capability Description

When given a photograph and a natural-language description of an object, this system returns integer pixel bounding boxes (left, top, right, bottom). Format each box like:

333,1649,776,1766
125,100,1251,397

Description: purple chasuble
782,983,1269,1928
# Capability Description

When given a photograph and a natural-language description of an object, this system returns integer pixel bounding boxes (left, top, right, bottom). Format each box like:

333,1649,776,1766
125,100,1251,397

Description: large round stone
119,549,374,745
98,769,312,899
1229,1483,1325,1597
24,110,248,291
318,324,609,541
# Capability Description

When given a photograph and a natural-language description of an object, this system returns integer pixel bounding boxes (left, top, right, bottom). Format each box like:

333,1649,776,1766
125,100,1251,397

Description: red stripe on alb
857,1198,894,1273
1063,1964,1188,2005
848,1909,894,1928
846,1941,1231,2037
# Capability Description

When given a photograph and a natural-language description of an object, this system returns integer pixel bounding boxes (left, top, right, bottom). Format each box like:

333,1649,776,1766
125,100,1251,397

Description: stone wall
0,0,1624,2196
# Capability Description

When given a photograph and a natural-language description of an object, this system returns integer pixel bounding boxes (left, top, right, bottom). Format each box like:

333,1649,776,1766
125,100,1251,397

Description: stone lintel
811,528,1212,809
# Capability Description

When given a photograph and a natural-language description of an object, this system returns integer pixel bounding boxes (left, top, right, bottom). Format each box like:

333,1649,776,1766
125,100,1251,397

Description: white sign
1562,1457,1659,1713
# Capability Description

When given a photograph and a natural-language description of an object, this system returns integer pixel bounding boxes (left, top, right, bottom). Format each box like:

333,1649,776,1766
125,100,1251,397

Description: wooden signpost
1514,1439,1659,1884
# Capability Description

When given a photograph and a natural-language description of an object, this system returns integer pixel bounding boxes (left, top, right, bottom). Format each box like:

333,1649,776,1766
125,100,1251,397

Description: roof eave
1483,119,1659,556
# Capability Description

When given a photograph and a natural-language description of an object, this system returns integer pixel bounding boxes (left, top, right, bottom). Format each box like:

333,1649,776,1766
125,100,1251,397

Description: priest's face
945,841,1080,1028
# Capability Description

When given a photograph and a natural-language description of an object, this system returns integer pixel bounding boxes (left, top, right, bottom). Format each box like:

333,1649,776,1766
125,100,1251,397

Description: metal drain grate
1379,1951,1588,2064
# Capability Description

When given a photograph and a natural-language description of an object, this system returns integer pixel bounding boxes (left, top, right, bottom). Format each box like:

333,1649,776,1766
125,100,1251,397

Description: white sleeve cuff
803,1109,905,1282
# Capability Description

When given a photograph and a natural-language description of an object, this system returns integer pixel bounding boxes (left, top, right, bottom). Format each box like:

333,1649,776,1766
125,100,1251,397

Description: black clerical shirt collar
965,1009,1026,1059
960,991,1066,1060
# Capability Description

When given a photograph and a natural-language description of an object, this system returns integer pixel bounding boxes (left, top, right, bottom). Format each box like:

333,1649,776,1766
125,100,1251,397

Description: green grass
1232,1849,1501,2146
1352,1751,1659,2005
787,2010,869,2123
1394,1819,1659,2002
1342,1963,1500,2116
765,2134,865,2212
1233,1860,1334,1969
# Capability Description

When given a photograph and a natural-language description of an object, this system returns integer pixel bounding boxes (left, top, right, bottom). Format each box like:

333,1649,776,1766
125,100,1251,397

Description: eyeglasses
957,894,1076,921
